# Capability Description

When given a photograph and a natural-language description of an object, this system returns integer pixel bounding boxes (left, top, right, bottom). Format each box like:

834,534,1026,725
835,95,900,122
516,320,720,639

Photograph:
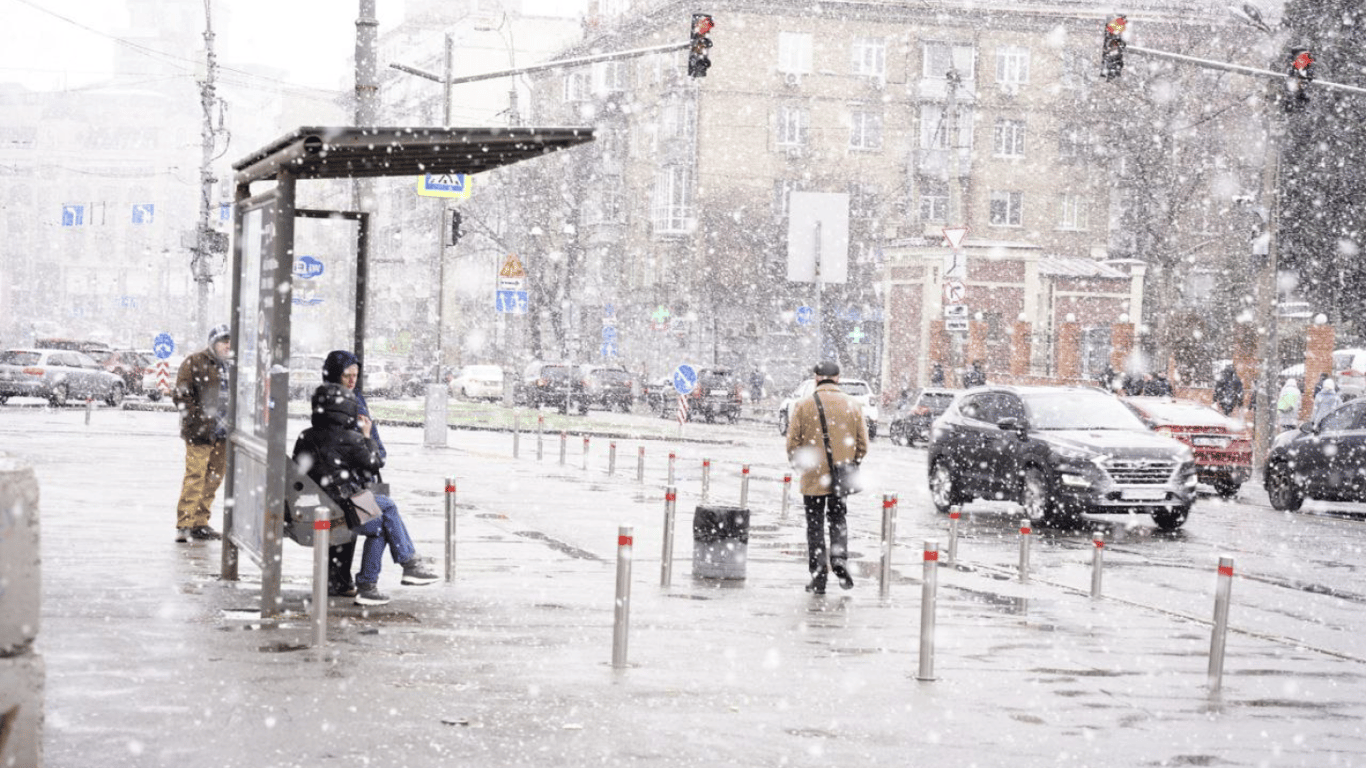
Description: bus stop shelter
222,125,593,617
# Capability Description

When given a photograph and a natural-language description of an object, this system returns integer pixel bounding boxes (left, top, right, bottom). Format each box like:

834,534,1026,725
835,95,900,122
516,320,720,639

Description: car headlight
1053,445,1102,464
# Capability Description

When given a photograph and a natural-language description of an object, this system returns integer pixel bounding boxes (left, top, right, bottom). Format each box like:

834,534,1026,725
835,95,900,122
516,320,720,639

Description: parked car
35,338,112,357
288,353,328,399
642,376,675,417
927,385,1197,530
1330,348,1366,401
399,363,454,397
581,365,634,411
450,364,505,401
517,361,587,414
362,359,403,398
98,349,153,394
141,354,184,401
0,348,127,407
888,387,957,446
688,367,743,423
778,377,880,438
1121,396,1252,499
1265,398,1366,512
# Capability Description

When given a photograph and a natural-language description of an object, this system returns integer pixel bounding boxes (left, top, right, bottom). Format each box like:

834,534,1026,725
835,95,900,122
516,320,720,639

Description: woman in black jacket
293,383,436,606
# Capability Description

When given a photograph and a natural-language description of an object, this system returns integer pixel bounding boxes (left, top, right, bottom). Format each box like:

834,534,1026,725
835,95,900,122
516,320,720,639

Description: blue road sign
132,203,155,224
496,290,528,314
601,340,618,358
61,205,84,227
796,306,814,326
293,255,324,279
152,333,175,360
602,325,618,342
672,364,698,395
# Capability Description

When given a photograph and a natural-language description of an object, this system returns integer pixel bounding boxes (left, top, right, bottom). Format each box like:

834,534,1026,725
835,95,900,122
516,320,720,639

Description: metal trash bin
692,505,749,580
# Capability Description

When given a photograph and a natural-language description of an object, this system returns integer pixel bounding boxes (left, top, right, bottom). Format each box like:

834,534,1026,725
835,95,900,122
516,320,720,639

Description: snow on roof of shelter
1038,256,1129,279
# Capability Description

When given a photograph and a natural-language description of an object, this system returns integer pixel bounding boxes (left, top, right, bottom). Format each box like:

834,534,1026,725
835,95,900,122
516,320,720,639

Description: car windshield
595,370,631,383
840,381,870,396
920,393,955,409
541,365,571,380
1022,391,1147,430
0,351,40,365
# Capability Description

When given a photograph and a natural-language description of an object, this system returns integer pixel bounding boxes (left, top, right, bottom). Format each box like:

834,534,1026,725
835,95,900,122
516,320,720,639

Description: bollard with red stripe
947,506,961,565
1018,519,1032,583
512,411,521,458
1208,555,1235,694
701,458,711,502
637,445,645,483
559,431,567,466
536,414,545,461
739,464,751,508
660,486,677,587
582,436,590,471
612,524,635,669
1091,532,1105,599
917,540,939,681
311,504,331,647
879,494,898,599
668,451,676,486
780,473,792,520
444,477,458,582
608,441,617,476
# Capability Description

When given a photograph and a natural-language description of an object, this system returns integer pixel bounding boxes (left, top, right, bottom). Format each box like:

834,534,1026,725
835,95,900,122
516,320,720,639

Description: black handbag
814,391,864,497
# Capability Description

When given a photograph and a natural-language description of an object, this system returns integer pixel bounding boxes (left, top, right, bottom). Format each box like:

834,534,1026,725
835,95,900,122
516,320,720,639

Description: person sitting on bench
292,383,438,606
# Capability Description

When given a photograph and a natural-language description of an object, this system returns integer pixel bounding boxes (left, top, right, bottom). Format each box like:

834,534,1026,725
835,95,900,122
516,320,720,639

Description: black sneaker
400,557,439,586
329,582,359,598
175,528,190,543
832,563,855,590
805,576,827,595
354,584,391,606
189,525,221,540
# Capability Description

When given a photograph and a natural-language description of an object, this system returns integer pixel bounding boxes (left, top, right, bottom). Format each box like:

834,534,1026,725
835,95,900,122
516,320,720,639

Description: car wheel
1151,504,1190,531
777,410,789,436
106,382,125,407
0,395,8,405
1266,461,1304,512
147,390,161,402
1213,478,1241,499
928,458,961,514
50,384,69,407
1021,465,1059,523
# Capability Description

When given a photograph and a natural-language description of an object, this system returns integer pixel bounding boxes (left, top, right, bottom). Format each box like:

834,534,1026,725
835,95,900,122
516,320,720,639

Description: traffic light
688,13,714,78
1101,15,1127,81
1284,47,1314,112
449,209,463,246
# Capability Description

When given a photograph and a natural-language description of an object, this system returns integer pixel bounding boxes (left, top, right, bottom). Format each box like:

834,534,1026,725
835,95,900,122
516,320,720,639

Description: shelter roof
233,125,594,183
1038,256,1129,279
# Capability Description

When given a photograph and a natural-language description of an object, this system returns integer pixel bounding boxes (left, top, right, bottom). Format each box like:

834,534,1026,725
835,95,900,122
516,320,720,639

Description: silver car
0,348,127,407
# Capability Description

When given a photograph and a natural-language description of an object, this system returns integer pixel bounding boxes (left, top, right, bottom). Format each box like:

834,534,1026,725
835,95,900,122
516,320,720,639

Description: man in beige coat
785,360,869,594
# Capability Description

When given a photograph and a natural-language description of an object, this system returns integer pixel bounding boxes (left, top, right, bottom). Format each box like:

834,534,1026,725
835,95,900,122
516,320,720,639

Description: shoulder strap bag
814,391,863,498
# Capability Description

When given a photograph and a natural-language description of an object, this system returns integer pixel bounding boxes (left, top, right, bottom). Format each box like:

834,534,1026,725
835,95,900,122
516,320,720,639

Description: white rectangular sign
786,192,850,284
944,304,968,319
945,318,969,332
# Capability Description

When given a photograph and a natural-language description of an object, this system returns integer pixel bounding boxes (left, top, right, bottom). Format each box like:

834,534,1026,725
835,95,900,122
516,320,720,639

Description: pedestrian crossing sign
417,174,473,199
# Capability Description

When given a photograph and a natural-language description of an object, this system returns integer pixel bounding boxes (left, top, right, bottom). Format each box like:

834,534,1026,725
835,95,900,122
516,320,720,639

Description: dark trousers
329,540,356,590
804,494,848,579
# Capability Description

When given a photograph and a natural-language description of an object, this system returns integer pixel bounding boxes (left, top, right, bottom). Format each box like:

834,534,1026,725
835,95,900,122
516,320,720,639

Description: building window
852,36,886,81
776,105,808,146
923,41,976,81
594,61,628,94
993,119,1026,157
652,166,692,234
920,103,973,150
563,71,591,102
919,183,948,223
849,182,880,219
61,204,85,227
996,46,1030,84
779,32,813,75
1058,124,1089,162
849,110,883,150
989,190,1023,227
661,99,696,139
1058,193,1088,230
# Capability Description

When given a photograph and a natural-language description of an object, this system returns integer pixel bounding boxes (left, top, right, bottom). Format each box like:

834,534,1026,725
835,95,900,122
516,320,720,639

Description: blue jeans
353,493,416,586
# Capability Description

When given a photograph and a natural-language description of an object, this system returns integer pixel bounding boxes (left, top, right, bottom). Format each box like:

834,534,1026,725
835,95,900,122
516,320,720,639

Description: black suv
889,387,957,446
1265,398,1366,511
517,361,587,414
582,365,635,412
927,385,1197,530
688,367,742,423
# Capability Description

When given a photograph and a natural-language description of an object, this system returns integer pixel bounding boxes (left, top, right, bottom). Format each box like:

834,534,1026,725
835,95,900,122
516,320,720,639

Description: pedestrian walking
318,350,387,598
292,383,438,606
1312,372,1331,398
171,324,232,542
930,362,945,387
1213,365,1244,416
1276,378,1302,431
1312,377,1340,423
961,360,986,389
785,360,869,595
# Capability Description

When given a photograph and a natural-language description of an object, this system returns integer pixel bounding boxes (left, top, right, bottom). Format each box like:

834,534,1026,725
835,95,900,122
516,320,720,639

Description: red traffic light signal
1101,15,1127,81
689,13,714,78
1284,47,1315,111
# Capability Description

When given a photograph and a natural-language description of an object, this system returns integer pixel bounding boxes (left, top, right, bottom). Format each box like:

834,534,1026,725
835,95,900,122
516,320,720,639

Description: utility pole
352,0,379,369
192,0,221,343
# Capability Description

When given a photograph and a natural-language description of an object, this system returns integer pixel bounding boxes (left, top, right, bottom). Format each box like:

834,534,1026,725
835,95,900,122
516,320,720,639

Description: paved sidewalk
7,408,1364,767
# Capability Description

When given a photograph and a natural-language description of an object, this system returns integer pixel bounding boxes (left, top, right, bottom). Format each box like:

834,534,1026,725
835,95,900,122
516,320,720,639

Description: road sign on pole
672,364,698,395
152,333,175,360
944,280,966,303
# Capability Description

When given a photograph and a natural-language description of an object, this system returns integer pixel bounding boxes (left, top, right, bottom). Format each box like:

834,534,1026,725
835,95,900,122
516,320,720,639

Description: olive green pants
176,440,226,529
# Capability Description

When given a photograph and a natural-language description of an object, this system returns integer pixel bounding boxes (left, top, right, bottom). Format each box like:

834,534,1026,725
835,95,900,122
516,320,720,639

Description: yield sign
943,226,968,249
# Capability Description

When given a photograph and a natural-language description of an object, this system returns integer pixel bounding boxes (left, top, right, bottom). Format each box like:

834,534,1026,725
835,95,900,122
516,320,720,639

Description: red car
1121,396,1252,498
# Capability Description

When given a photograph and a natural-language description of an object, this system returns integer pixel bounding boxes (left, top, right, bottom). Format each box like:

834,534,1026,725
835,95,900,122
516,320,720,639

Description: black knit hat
813,360,840,378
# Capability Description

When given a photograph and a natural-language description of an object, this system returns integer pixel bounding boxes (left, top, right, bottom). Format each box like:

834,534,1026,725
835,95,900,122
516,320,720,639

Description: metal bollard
85,397,93,424
701,458,711,501
536,414,544,460
582,436,590,471
559,431,567,465
781,473,792,520
444,477,457,582
513,411,521,458
311,505,330,648
668,451,676,486
612,525,634,669
1018,519,1032,583
637,446,645,483
879,494,897,600
947,506,961,565
1091,532,1105,599
739,464,750,508
916,540,939,681
660,486,677,587
609,441,617,476
1208,556,1235,694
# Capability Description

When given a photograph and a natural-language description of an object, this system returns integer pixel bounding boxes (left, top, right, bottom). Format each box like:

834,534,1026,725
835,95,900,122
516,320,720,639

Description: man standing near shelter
785,361,869,595
172,324,231,542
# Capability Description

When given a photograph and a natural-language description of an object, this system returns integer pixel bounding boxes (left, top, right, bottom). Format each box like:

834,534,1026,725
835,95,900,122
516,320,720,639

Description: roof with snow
1038,256,1130,279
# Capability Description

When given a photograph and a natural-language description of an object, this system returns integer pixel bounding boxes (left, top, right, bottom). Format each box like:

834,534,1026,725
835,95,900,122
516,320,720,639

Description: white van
1332,349,1366,401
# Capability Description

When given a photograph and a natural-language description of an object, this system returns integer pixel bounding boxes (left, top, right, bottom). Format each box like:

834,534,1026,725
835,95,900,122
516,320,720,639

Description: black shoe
832,563,854,590
189,525,221,540
175,528,190,543
329,582,358,598
354,584,391,606
805,577,827,595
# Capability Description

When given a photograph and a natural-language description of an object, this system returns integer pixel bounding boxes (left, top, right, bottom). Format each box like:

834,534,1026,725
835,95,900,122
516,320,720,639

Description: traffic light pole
390,41,692,89
1127,45,1366,96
